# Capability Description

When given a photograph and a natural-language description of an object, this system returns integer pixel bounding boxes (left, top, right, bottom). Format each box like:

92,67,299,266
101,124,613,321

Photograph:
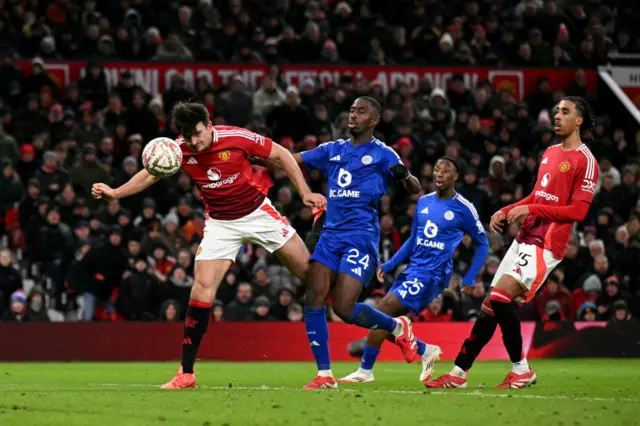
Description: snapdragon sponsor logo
535,190,559,202
202,173,240,188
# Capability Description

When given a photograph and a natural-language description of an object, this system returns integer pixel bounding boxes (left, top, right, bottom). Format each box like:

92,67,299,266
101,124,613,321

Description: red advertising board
4,320,637,363
0,321,533,362
16,60,596,101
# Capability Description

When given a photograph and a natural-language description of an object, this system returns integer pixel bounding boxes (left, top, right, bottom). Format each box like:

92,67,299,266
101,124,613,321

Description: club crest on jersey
444,210,455,220
541,173,551,187
196,246,202,256
218,150,231,161
207,167,222,181
361,155,373,165
559,161,571,172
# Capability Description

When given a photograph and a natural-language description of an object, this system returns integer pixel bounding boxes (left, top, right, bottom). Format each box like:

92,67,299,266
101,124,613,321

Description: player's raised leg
331,273,418,363
339,291,440,384
273,233,310,280
302,260,336,389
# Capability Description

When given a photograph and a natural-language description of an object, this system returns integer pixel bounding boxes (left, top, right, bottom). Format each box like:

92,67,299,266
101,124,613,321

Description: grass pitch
0,360,638,426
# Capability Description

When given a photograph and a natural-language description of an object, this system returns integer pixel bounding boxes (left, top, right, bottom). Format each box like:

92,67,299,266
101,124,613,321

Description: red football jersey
517,143,599,259
178,126,273,220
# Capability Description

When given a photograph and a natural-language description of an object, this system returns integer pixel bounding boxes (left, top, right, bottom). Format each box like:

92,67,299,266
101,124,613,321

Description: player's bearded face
185,122,213,152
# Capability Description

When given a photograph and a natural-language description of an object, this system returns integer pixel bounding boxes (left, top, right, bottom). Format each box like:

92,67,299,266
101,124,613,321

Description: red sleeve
571,150,599,204
234,127,273,159
528,199,591,222
501,193,536,215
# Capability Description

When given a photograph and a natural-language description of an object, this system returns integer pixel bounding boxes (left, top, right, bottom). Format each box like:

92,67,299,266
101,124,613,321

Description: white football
141,137,183,177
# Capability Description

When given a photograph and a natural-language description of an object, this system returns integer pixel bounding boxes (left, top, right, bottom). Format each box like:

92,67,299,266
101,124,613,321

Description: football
141,137,183,178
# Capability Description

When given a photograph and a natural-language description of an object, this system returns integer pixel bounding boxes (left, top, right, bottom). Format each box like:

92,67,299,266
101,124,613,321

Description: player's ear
207,121,213,131
372,114,380,127
575,116,584,127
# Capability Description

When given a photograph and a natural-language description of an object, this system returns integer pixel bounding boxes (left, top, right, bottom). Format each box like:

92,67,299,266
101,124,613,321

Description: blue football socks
347,303,396,332
304,307,331,371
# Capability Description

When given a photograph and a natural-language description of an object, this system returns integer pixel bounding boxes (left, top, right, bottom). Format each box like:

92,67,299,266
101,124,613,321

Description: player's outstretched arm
268,144,326,208
251,153,304,170
380,212,418,273
92,169,161,201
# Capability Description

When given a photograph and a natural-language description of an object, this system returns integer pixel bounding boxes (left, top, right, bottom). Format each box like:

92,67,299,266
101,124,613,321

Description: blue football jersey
381,192,489,287
300,138,402,235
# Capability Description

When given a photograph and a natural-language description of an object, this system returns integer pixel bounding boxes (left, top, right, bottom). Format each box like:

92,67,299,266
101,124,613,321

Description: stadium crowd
0,0,639,324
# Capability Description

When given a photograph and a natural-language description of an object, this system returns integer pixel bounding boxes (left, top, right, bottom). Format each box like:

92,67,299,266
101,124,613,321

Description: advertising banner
4,321,634,362
17,60,596,101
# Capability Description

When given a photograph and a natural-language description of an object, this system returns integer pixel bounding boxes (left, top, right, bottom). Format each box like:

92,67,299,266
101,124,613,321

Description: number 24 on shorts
346,248,370,271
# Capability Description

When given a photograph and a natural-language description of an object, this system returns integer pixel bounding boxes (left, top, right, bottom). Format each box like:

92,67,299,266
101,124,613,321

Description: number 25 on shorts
397,278,424,299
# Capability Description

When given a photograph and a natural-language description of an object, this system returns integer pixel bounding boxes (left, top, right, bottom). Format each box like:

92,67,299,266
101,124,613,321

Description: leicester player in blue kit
339,157,489,385
287,97,422,389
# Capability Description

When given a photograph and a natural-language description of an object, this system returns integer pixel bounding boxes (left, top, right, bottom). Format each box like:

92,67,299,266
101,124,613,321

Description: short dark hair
562,96,595,137
438,156,462,175
357,96,382,118
172,102,209,137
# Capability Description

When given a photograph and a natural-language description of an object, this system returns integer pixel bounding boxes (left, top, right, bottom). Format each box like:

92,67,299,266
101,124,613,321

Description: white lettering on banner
165,68,214,92
17,61,595,100
329,189,360,198
282,70,365,88
92,67,159,94
610,66,640,88
86,66,266,96
375,71,479,93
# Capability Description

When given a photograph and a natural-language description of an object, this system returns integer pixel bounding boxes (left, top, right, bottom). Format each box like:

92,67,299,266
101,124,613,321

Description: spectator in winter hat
610,300,632,323
270,286,295,321
26,286,50,322
247,295,277,321
287,303,304,322
1,290,28,322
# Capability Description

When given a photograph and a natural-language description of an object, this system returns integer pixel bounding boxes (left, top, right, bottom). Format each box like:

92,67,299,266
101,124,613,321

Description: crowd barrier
1,321,638,362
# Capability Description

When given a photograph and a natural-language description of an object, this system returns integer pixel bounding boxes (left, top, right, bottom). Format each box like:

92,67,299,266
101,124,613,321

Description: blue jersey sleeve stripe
457,195,480,220
374,139,401,161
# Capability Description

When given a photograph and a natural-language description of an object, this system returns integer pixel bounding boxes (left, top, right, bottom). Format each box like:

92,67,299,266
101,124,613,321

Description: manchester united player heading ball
92,102,326,389
427,96,599,389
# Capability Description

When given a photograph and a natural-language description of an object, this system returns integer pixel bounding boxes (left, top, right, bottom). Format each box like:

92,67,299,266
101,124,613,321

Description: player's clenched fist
92,183,116,201
489,210,506,233
302,193,327,209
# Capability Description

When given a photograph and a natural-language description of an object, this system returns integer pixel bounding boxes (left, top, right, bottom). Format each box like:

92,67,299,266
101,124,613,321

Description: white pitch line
2,382,637,403
93,383,638,403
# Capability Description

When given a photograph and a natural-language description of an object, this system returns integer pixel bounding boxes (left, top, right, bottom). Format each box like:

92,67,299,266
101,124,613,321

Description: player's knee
489,288,514,305
303,283,327,308
331,299,354,322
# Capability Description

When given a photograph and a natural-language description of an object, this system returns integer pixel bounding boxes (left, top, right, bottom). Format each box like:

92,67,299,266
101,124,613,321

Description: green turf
0,360,638,426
